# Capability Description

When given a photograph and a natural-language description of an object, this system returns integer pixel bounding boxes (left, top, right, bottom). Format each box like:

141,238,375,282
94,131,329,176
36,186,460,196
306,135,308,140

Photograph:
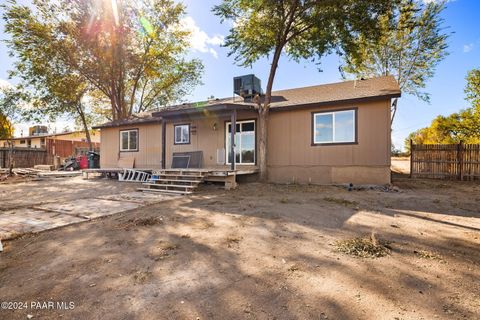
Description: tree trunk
76,103,93,151
8,138,13,175
390,98,398,126
258,44,283,182
258,107,269,181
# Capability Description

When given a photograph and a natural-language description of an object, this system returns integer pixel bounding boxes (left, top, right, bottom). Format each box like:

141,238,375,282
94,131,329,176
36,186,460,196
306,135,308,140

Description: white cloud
463,43,474,53
180,16,224,59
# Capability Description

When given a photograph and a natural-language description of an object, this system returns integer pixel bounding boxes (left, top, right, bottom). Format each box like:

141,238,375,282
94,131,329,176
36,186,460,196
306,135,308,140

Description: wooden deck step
143,183,196,189
137,188,192,195
149,178,203,183
141,169,211,195
152,173,204,179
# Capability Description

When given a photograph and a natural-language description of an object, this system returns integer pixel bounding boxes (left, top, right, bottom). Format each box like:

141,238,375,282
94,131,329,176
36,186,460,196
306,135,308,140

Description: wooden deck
83,167,259,185
153,167,259,177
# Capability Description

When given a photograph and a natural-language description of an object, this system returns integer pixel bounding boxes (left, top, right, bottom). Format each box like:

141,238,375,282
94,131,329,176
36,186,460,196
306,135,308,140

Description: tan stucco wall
99,123,162,169
267,100,391,184
97,99,391,185
165,111,258,169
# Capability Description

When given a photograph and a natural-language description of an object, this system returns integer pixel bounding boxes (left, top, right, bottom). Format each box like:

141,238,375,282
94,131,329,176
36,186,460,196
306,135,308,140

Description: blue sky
1,0,479,150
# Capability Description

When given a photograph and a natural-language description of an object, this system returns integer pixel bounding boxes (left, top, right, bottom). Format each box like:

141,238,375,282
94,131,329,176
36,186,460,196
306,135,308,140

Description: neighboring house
94,76,401,185
0,130,100,158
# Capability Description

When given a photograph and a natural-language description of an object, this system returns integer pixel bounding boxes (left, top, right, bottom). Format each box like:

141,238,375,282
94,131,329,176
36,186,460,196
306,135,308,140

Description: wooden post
409,139,413,179
230,109,237,171
458,141,464,181
161,119,166,169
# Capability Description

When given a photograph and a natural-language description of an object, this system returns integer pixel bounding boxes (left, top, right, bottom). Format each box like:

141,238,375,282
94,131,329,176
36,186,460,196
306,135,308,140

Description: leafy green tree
406,68,480,149
0,86,29,172
465,68,480,108
0,113,13,140
2,0,203,121
214,0,396,180
341,0,450,124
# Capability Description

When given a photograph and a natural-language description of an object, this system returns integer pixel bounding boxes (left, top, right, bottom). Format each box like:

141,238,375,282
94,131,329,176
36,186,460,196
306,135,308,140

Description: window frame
311,108,358,146
119,129,139,152
225,119,256,165
173,124,191,145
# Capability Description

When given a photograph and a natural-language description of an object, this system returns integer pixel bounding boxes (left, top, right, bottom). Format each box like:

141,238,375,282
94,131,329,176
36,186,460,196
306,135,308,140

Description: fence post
409,139,413,178
458,141,464,181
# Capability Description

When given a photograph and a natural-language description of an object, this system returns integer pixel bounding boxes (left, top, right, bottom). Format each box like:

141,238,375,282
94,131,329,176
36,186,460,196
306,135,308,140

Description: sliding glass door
226,120,255,165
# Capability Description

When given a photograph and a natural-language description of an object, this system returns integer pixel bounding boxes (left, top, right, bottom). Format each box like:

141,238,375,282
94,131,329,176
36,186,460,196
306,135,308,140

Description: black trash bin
88,151,100,169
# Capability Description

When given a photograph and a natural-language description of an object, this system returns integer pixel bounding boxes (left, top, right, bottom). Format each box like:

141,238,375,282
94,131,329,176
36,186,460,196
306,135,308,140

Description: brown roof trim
152,104,255,118
92,117,163,129
269,93,401,112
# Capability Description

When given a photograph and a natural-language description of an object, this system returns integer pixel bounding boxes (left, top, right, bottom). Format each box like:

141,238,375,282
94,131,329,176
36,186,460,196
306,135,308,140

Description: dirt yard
0,176,479,319
391,157,411,175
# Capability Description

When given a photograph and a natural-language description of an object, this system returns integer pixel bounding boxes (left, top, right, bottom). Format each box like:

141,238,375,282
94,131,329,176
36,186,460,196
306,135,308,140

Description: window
226,120,255,164
120,129,138,151
19,140,26,144
313,109,356,144
174,124,190,144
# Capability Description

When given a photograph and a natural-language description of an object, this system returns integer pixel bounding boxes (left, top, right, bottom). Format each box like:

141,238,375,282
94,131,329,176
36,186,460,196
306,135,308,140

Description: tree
341,0,450,125
465,68,480,108
0,86,28,173
2,0,204,121
405,68,480,149
0,113,13,140
405,109,480,150
214,0,396,180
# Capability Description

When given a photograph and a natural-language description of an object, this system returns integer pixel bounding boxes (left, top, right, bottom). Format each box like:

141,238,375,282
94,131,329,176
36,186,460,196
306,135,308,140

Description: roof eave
269,92,401,112
92,117,163,129
152,103,255,118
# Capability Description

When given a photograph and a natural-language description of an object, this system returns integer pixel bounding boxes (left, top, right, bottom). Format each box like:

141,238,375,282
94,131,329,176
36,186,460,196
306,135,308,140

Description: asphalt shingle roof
95,76,400,128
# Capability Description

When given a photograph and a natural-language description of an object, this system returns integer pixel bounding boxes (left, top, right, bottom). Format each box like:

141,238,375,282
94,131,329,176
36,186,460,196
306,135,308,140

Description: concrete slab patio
0,176,179,240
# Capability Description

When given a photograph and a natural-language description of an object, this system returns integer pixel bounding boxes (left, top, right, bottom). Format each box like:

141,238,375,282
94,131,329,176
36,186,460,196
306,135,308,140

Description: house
0,130,100,158
94,76,401,185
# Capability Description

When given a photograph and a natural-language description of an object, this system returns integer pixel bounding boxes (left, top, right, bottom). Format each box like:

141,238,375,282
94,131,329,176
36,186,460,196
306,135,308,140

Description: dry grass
335,234,391,258
323,197,358,207
225,236,242,248
133,269,153,285
414,250,443,260
117,217,163,230
158,241,178,251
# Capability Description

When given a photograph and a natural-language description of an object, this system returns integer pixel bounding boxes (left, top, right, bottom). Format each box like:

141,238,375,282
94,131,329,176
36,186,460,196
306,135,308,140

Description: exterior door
226,120,255,165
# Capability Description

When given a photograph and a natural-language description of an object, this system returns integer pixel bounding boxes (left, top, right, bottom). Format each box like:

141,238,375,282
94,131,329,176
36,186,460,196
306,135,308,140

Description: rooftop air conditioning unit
233,74,263,99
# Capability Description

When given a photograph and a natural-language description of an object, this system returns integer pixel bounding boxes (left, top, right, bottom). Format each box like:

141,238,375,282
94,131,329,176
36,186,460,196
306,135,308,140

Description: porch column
230,109,237,171
161,119,166,169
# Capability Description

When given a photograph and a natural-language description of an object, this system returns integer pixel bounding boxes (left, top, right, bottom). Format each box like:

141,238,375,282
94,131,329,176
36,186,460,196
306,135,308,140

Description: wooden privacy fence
46,140,100,158
0,148,49,169
410,142,480,180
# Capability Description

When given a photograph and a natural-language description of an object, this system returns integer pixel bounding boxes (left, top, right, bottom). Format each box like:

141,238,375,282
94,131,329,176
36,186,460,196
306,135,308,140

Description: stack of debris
0,166,83,181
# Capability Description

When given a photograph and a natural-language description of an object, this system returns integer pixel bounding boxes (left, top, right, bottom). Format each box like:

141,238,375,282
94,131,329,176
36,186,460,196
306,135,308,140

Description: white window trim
174,124,190,144
119,129,138,152
313,109,356,144
225,120,256,165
